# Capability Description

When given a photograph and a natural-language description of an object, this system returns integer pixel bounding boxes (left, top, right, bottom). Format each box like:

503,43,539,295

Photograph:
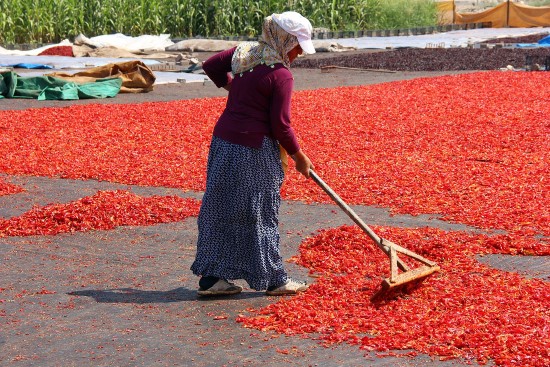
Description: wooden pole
506,0,510,28
453,0,456,25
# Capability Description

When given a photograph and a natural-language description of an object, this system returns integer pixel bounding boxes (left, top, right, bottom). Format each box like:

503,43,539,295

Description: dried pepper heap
284,71,549,242
0,190,200,237
0,177,23,196
0,71,547,241
0,69,547,366
238,225,549,366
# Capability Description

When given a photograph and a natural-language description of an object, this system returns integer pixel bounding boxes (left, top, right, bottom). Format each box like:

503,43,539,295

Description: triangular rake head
370,265,440,303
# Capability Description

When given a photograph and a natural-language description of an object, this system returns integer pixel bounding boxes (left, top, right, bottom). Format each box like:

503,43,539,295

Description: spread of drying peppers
0,71,548,366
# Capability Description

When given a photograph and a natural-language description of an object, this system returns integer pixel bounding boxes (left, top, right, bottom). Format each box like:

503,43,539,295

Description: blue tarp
515,35,550,48
0,63,54,69
516,43,550,48
538,34,550,44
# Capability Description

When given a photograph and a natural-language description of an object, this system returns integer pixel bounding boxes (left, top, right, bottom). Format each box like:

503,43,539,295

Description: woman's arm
202,47,236,89
270,70,314,178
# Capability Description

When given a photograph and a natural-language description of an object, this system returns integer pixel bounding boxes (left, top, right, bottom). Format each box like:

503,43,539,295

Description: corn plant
0,0,439,45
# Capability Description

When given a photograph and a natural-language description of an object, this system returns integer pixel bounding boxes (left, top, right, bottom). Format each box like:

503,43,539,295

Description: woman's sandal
198,279,243,296
266,279,308,296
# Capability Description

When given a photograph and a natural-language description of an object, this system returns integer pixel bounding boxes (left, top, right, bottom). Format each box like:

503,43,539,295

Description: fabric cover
47,60,155,93
0,71,122,100
438,1,550,28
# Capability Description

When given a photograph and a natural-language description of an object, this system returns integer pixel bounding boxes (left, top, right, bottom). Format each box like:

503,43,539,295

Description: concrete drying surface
1,62,547,366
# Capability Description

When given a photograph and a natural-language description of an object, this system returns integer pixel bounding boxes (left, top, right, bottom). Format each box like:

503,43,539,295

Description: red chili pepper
239,225,550,366
0,71,548,365
0,190,200,237
0,178,24,197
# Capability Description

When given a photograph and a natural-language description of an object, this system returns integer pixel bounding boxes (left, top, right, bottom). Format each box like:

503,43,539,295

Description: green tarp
0,72,122,100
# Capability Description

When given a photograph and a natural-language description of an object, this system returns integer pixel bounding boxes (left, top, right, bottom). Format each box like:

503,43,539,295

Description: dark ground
0,49,548,367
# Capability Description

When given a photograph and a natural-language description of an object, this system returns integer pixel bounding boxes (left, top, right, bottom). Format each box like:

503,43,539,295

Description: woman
190,11,315,296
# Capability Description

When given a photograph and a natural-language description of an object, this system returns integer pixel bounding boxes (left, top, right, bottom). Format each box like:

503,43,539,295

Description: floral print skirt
191,136,288,290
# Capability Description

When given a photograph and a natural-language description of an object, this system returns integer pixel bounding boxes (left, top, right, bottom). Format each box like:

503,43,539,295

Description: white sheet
74,33,174,53
322,27,550,49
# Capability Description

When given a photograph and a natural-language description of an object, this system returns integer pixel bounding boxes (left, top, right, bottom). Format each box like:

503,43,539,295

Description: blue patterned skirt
190,136,288,290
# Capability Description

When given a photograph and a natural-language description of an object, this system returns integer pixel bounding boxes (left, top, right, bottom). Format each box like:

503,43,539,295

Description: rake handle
309,169,409,271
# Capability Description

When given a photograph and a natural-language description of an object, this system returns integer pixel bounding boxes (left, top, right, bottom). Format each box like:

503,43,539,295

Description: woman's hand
222,76,233,91
291,149,314,178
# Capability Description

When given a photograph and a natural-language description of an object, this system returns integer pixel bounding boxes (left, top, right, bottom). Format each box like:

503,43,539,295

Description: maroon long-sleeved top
202,47,300,155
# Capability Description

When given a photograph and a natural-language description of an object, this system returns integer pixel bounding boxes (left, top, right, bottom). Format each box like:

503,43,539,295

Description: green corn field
0,0,439,44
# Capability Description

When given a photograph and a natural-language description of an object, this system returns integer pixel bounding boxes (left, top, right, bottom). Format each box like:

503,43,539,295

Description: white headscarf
231,14,299,76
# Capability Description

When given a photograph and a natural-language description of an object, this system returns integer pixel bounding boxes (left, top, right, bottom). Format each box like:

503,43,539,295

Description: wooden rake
309,170,440,302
